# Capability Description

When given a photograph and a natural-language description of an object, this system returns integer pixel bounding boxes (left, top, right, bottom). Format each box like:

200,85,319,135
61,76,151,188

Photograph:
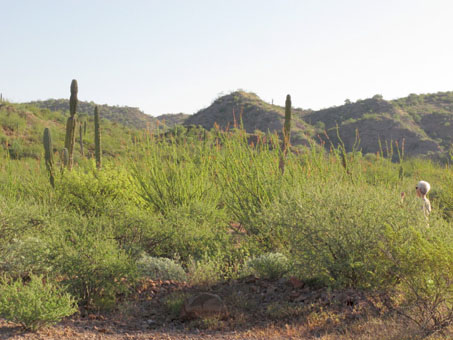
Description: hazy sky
2,0,453,116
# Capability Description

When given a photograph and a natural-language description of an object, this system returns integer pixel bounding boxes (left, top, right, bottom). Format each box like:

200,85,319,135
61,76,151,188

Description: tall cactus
94,106,101,169
64,79,78,170
43,128,55,188
79,123,84,156
283,94,292,150
279,94,292,175
62,148,69,170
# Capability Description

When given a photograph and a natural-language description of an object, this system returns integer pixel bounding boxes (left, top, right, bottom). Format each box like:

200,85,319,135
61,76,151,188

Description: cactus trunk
79,123,84,156
64,79,78,170
280,94,292,175
43,128,55,188
94,106,101,169
283,94,291,150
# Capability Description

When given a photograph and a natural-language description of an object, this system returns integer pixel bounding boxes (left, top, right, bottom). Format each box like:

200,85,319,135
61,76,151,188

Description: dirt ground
1,277,451,340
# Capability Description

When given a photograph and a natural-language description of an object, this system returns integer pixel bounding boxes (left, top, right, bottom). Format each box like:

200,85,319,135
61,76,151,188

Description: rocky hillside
20,90,453,158
184,91,315,146
185,91,453,157
302,95,440,157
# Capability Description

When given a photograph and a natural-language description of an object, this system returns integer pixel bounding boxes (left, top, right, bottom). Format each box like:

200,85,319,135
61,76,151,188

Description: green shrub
0,275,77,331
273,181,428,288
0,236,52,278
383,214,453,336
147,202,231,262
56,162,138,215
244,252,291,280
137,255,186,281
51,225,137,310
187,256,223,285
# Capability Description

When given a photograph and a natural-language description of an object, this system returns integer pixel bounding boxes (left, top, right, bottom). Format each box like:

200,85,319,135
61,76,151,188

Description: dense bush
0,275,77,331
50,221,137,310
268,180,428,288
0,236,52,278
56,162,138,215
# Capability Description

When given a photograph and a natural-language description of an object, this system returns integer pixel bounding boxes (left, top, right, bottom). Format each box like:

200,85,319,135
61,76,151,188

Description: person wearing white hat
416,180,431,218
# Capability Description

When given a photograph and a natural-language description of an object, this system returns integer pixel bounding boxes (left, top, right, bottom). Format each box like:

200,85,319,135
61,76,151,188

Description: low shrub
0,236,52,278
244,252,291,280
137,255,186,281
0,275,77,331
187,256,223,285
51,224,137,310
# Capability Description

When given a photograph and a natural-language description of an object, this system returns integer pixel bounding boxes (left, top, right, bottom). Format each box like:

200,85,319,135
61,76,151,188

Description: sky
2,0,453,116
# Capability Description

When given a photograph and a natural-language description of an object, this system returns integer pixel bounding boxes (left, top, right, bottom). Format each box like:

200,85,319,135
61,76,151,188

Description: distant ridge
27,99,156,129
21,90,453,158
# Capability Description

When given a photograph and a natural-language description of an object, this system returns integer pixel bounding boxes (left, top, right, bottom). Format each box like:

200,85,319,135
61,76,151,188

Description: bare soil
1,277,451,340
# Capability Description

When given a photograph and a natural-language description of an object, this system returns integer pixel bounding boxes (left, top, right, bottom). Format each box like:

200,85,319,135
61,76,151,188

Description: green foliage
51,223,137,309
56,162,137,215
244,252,291,280
0,236,52,279
187,255,223,285
146,202,230,262
132,138,219,215
137,255,186,281
278,182,428,288
0,275,77,331
163,291,188,318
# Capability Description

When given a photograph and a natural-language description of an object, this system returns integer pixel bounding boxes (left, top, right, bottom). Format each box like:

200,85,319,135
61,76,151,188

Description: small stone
180,292,227,320
289,277,304,289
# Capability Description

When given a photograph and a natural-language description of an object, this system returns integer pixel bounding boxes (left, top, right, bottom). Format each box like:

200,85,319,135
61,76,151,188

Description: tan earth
1,277,451,340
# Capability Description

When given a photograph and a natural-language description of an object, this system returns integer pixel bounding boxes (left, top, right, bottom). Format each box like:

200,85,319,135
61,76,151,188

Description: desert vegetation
1,86,453,339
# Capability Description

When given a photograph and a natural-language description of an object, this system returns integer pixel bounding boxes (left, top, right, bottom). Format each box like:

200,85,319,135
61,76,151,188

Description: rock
180,293,227,320
289,277,304,289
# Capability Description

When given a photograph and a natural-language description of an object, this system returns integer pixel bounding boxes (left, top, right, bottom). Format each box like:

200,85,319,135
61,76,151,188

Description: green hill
0,102,142,160
27,99,156,129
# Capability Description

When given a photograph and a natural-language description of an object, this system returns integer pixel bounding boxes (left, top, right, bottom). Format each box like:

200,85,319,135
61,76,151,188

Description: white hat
416,181,431,195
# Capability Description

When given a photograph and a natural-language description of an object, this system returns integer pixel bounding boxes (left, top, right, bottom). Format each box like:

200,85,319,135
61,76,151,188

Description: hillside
302,95,440,157
156,113,190,128
0,102,142,160
27,99,157,129
184,91,315,146
14,90,453,159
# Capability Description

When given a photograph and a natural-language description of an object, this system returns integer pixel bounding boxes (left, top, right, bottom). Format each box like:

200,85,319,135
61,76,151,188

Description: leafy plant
137,254,186,281
0,275,77,331
244,252,291,280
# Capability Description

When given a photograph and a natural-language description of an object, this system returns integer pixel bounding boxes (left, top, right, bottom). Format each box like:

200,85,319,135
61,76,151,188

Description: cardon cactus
79,123,84,156
64,79,78,169
43,128,55,188
279,94,292,175
284,94,291,149
94,106,101,169
62,148,69,169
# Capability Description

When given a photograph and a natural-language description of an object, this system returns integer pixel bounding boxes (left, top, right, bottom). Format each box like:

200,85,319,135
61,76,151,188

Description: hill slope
27,99,156,129
184,91,315,146
0,102,142,160
302,96,440,157
14,90,453,158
